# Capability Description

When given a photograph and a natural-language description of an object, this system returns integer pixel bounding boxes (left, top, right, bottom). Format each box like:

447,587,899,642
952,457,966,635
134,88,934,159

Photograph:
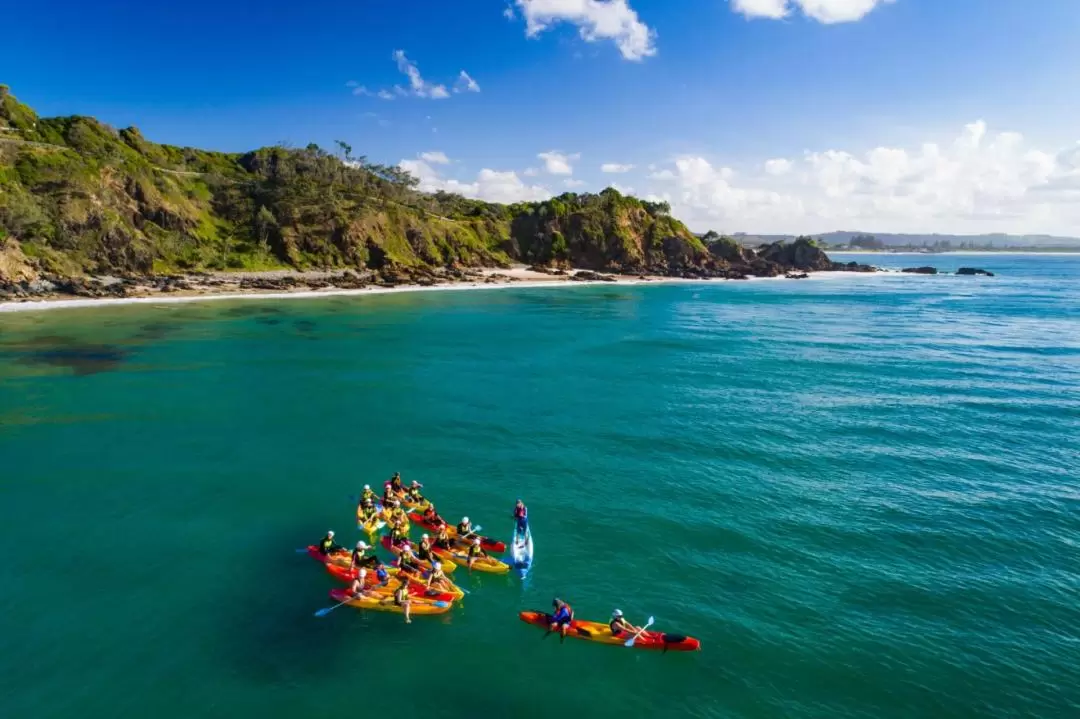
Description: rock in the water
956,267,995,276
757,238,833,271
902,266,938,275
785,272,810,279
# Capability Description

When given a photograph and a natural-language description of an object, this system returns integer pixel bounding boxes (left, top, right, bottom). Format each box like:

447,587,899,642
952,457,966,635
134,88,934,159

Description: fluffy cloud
393,50,450,99
645,121,1080,234
563,178,586,188
764,158,792,176
419,151,450,164
731,0,894,23
538,150,581,175
399,159,553,203
454,71,481,94
515,0,657,61
601,162,634,173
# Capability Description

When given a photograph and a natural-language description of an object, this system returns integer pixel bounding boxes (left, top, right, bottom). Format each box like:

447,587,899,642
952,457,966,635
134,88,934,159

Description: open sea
1,253,1078,718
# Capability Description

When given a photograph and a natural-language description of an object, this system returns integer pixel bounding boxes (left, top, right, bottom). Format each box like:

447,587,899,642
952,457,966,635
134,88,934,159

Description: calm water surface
1,254,1078,718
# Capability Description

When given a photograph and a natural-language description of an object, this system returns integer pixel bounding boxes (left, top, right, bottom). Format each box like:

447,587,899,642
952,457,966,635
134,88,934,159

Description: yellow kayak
433,546,510,574
380,536,458,574
329,588,452,615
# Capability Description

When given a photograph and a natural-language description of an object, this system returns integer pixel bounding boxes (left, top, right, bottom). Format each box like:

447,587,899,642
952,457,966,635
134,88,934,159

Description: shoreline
0,268,865,314
832,250,1080,256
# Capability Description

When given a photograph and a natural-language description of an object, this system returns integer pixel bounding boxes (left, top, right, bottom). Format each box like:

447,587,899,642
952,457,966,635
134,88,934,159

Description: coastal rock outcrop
956,267,995,276
902,266,938,274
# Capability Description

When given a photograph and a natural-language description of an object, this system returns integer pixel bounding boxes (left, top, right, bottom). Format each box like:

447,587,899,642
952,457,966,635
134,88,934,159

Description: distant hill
728,231,1080,250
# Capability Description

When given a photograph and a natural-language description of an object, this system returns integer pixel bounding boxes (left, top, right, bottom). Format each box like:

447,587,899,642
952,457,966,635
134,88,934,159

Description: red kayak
408,512,506,553
518,611,702,652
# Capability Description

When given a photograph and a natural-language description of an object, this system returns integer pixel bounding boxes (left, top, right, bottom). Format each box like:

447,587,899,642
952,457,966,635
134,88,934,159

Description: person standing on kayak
548,598,574,642
513,500,529,537
318,530,343,556
608,609,641,638
350,541,377,571
466,536,487,571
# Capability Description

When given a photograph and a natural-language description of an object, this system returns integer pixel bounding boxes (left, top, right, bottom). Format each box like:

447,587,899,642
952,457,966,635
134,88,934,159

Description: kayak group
304,472,700,651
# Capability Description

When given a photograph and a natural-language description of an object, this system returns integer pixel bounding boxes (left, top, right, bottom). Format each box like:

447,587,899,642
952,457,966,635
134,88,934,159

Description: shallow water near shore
2,253,1079,718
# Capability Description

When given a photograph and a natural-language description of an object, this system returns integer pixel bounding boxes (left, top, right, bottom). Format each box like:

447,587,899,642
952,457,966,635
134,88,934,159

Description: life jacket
319,537,334,553
514,505,527,519
468,544,482,558
351,549,366,565
457,523,471,535
430,568,445,582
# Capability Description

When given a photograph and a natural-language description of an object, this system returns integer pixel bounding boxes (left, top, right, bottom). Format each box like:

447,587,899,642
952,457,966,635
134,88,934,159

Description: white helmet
327,530,335,537
473,537,481,545
358,568,367,579
422,534,429,540
462,516,469,523
612,609,623,617
364,484,370,491
433,562,442,570
356,541,369,550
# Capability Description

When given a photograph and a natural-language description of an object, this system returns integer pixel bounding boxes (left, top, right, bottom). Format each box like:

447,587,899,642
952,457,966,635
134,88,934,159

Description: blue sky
6,0,1080,234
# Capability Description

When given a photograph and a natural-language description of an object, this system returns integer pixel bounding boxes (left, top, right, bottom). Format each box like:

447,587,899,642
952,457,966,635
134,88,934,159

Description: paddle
623,616,655,647
314,594,358,617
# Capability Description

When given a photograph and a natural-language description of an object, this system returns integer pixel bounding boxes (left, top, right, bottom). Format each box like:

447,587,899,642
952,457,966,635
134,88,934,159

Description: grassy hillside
1,86,836,282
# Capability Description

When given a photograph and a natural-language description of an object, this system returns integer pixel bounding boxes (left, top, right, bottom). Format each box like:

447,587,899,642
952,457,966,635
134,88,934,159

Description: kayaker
513,499,529,536
416,534,436,563
360,484,377,507
548,598,574,642
350,541,377,570
397,541,422,574
457,516,474,538
388,472,404,494
608,609,640,638
348,568,370,597
422,503,442,524
389,519,410,547
406,480,425,503
426,561,449,590
466,536,487,570
385,580,412,623
318,530,343,556
373,560,391,587
434,522,453,550
382,483,397,505
389,501,409,527
359,503,379,525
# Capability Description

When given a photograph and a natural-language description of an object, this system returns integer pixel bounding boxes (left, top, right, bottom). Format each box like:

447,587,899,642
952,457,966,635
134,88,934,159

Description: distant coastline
829,249,1080,256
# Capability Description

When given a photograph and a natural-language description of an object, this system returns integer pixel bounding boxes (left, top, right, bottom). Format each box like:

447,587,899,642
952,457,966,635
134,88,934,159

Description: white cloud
764,158,792,176
420,151,451,165
515,0,657,61
731,0,894,23
601,162,635,173
399,160,553,204
563,178,586,188
454,71,481,94
538,150,581,175
377,89,395,100
393,50,450,99
644,121,1080,235
523,167,540,176
504,5,516,20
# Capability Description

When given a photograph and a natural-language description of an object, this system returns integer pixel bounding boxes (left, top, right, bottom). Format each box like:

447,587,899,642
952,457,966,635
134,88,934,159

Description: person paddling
548,598,574,642
513,499,529,537
359,503,379,526
318,530,343,556
608,609,641,638
466,536,487,571
456,516,474,538
389,518,410,547
405,480,425,504
350,541,377,571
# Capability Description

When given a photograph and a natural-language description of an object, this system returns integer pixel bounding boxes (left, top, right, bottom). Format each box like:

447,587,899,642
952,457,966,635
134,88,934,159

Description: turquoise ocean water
1,253,1078,718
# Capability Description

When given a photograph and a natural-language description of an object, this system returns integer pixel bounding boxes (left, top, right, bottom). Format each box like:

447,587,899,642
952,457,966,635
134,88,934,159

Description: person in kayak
382,483,397,506
388,472,404,494
384,581,412,623
348,568,371,597
548,598,574,642
389,500,409,528
360,484,378,507
389,518,410,547
608,609,641,638
426,561,450,591
422,503,443,524
397,541,422,575
416,534,436,564
350,541,377,570
457,516,474,538
318,530,343,556
359,502,379,526
513,499,529,537
466,536,487,571
372,560,391,588
434,522,453,550
405,480,425,504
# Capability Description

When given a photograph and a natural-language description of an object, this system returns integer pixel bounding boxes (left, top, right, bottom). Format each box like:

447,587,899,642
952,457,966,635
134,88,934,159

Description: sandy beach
0,265,862,314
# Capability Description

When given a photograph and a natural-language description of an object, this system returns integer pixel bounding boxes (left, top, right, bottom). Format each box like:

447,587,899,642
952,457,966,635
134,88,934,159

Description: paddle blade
296,548,312,553
435,601,450,608
314,606,334,617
